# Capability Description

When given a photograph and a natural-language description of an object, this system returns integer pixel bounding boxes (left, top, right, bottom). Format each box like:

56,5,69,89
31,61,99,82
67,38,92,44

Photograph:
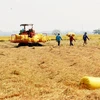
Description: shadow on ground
14,43,44,48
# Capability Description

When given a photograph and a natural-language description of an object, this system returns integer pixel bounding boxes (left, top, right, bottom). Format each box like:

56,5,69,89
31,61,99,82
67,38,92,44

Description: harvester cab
19,24,35,37
10,24,49,46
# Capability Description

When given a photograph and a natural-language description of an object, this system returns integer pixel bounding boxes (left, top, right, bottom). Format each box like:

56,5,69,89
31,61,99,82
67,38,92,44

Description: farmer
56,33,62,46
69,34,75,46
83,32,89,45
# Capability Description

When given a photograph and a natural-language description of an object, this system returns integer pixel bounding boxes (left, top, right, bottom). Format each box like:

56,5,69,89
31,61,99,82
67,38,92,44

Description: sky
0,0,100,33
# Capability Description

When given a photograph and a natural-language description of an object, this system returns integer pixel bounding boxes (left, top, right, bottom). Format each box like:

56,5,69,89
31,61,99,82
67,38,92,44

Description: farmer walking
83,32,89,46
56,33,62,46
69,34,75,46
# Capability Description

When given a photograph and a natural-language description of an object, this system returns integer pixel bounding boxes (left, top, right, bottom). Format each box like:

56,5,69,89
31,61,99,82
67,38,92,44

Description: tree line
93,29,100,34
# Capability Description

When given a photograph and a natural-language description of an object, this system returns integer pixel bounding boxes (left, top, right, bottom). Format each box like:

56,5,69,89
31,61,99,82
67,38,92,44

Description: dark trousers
57,41,60,46
83,39,87,44
70,41,73,46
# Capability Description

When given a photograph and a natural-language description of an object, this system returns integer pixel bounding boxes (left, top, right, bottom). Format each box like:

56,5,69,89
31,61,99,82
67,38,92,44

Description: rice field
0,34,100,100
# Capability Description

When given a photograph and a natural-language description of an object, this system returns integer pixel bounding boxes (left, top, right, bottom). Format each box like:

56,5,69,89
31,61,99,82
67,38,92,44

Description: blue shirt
56,35,62,41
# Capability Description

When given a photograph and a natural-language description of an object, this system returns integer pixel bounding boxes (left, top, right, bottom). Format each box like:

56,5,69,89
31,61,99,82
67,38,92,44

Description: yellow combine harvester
10,24,49,46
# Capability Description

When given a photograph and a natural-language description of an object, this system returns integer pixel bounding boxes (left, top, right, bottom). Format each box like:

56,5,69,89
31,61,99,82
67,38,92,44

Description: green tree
93,29,100,34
